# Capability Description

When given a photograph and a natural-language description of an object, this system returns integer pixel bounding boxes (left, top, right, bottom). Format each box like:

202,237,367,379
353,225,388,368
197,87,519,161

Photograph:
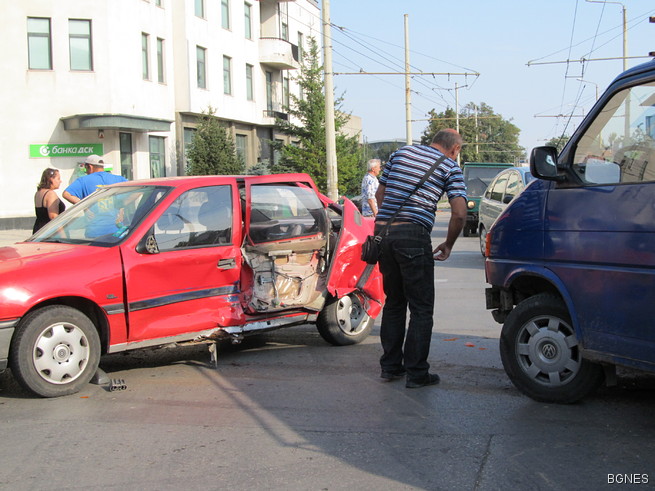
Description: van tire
499,293,604,404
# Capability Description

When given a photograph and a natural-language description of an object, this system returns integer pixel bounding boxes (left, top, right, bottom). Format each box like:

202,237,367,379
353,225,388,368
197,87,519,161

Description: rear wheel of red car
316,294,373,346
499,294,604,404
10,306,101,398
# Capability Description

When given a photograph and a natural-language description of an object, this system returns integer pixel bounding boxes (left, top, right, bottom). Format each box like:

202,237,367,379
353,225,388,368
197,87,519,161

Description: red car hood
0,242,121,318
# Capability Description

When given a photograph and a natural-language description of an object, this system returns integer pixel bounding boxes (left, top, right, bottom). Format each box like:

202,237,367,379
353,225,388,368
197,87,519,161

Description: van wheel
479,225,487,256
499,294,603,404
317,294,373,346
10,306,101,398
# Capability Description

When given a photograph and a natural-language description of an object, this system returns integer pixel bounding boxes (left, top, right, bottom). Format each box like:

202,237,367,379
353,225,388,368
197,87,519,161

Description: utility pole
404,14,412,145
322,0,338,201
455,82,460,166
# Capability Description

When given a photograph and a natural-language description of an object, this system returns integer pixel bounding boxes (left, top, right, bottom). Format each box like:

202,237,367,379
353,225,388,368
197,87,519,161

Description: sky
326,0,655,157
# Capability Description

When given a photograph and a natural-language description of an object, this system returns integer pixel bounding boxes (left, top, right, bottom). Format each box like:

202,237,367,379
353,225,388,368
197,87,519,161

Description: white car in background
478,167,534,255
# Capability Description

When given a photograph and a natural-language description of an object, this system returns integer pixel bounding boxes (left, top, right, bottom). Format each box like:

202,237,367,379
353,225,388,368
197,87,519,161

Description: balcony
259,38,299,70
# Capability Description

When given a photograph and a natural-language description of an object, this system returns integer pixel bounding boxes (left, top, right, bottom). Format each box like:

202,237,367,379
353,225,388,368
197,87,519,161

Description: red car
0,174,383,397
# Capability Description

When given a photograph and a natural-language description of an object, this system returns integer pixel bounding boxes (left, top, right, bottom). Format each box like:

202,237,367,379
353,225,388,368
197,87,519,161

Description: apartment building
1,0,321,228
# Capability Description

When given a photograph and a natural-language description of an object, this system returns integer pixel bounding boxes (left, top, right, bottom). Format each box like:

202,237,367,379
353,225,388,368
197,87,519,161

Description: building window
183,127,197,166
246,64,254,101
221,0,230,30
69,19,92,71
197,46,206,89
266,71,273,112
27,17,52,70
297,32,304,63
195,0,205,18
157,38,165,83
223,56,232,95
283,75,289,109
155,0,162,6
244,3,252,40
274,139,284,165
120,133,134,180
281,22,288,41
236,134,247,164
142,33,150,80
149,136,166,178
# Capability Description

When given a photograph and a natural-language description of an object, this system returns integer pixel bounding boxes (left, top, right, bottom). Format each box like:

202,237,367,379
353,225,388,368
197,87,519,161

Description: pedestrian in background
374,129,467,388
361,158,381,217
63,154,127,204
33,168,65,233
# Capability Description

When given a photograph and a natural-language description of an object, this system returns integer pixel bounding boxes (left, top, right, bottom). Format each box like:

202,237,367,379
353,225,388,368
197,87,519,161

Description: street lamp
586,0,627,71
576,78,599,100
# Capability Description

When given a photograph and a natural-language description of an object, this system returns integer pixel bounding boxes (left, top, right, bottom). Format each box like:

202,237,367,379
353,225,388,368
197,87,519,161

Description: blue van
485,61,655,403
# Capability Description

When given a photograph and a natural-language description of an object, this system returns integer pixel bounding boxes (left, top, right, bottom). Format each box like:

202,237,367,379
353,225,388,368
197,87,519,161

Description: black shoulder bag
360,153,449,265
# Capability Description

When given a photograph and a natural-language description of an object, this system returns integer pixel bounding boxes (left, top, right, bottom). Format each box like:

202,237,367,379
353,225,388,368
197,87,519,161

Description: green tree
271,37,362,196
186,106,245,176
545,135,570,153
420,103,524,163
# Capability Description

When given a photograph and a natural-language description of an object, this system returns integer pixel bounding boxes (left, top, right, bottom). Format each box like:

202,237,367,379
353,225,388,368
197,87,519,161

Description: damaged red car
0,174,383,397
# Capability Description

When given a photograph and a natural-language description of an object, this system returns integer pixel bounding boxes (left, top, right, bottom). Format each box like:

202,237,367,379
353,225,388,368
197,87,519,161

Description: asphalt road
1,214,654,490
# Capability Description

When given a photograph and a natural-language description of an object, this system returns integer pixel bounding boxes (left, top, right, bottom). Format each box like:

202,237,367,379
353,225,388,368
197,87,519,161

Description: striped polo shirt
377,144,467,230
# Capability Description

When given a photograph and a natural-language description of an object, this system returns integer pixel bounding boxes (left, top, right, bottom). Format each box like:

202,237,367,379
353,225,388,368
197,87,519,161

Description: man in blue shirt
63,154,128,238
63,154,127,204
374,129,467,388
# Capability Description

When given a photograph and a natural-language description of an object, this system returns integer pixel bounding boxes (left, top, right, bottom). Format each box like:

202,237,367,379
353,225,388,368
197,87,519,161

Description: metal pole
455,82,460,166
404,14,412,145
322,0,339,201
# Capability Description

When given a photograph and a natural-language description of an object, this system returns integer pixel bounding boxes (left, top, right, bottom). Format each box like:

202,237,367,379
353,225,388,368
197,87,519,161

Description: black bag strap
377,152,449,237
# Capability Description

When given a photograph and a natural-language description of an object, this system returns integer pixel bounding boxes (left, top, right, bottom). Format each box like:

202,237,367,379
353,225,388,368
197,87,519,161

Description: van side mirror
530,146,566,181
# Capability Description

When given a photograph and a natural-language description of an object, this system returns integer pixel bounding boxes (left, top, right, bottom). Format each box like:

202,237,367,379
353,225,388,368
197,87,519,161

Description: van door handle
218,258,236,269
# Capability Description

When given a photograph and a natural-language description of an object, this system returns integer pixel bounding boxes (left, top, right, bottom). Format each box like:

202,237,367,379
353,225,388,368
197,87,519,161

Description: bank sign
30,144,104,158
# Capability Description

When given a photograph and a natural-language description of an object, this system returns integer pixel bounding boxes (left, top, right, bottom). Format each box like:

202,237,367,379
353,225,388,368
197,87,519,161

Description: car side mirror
136,229,160,254
502,195,513,204
530,146,566,181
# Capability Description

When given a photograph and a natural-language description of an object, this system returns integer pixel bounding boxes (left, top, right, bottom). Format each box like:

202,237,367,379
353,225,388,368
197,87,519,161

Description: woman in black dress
33,168,65,233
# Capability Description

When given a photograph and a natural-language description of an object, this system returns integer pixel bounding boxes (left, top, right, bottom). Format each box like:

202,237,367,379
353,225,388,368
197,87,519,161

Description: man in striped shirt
374,129,467,388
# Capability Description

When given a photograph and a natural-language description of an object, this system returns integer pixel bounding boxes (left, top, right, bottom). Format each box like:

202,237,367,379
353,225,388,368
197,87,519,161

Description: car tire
479,225,487,256
499,293,604,404
463,226,472,237
10,306,101,398
316,294,373,346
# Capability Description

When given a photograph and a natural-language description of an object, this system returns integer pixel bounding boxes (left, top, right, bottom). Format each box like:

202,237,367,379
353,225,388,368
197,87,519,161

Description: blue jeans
375,221,435,380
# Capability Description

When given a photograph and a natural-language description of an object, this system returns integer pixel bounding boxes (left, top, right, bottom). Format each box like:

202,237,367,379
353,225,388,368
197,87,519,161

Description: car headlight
467,200,475,209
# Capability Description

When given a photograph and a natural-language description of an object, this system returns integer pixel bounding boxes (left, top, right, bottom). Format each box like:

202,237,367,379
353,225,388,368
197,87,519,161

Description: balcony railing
259,38,299,70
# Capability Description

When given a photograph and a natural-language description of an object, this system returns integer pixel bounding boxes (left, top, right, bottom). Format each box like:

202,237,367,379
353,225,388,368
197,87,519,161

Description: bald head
431,129,462,160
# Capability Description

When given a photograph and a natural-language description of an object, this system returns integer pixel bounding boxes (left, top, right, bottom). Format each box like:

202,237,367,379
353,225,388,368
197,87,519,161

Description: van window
573,82,655,185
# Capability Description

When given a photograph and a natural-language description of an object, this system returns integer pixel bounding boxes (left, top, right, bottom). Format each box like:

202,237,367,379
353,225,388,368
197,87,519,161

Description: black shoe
380,368,406,382
406,373,440,388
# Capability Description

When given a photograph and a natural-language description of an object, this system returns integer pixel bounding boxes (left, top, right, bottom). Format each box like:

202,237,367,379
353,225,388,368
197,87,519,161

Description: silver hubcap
335,295,369,336
516,315,580,387
33,323,91,384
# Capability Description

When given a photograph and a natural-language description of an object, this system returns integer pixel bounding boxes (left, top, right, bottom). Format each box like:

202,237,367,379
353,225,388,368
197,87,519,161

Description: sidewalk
0,229,33,247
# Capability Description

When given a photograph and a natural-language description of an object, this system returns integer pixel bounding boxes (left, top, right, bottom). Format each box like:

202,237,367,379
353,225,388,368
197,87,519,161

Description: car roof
109,173,316,189
495,166,532,177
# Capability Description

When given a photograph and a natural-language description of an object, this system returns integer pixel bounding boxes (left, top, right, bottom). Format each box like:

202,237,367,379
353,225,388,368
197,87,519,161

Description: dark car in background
461,162,514,236
477,167,534,255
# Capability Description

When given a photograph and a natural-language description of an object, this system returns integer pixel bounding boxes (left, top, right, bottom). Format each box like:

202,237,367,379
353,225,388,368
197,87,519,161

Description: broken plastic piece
108,379,127,391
